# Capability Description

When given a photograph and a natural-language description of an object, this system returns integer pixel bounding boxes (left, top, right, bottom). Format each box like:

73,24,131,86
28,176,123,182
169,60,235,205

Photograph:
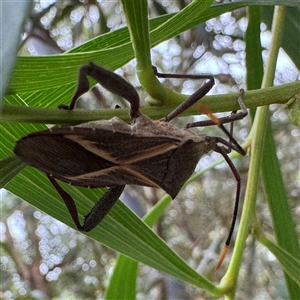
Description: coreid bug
14,62,247,267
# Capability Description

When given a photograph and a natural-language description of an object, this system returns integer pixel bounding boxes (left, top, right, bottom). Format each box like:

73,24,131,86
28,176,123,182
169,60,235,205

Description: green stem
121,0,164,102
2,81,299,124
218,6,287,296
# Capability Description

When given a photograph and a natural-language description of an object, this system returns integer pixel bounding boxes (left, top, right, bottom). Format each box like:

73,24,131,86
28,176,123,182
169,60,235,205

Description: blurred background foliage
1,0,299,299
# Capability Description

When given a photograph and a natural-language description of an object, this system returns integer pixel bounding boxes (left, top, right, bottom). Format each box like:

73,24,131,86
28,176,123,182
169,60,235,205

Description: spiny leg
59,62,141,121
48,175,124,231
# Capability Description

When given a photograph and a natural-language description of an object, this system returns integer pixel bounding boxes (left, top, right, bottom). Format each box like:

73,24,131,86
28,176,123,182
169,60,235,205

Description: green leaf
245,6,263,91
10,1,300,96
257,231,300,286
1,0,32,103
244,5,300,299
261,5,300,69
261,121,300,297
5,167,217,293
220,6,300,299
0,155,26,188
2,1,300,298
235,0,299,5
105,255,138,300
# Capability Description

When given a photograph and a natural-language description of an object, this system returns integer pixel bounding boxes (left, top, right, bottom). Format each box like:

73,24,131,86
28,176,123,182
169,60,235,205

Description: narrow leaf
105,255,138,300
258,233,300,286
0,155,26,188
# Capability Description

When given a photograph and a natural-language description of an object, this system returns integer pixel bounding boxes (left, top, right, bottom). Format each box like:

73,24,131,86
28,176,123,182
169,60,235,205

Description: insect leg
213,145,242,269
83,185,125,232
48,175,84,231
185,89,247,128
187,90,247,156
59,62,141,121
48,175,124,231
153,66,215,122
154,67,247,155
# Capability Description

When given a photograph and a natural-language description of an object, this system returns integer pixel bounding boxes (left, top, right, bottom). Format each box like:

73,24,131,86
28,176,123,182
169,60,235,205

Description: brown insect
14,62,247,268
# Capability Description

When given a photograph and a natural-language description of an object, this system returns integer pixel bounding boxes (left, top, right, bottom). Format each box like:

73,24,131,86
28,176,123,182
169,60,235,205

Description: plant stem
2,81,299,124
217,5,287,296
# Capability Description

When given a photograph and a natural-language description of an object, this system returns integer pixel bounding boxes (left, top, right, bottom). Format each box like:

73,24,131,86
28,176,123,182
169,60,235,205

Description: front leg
48,175,124,231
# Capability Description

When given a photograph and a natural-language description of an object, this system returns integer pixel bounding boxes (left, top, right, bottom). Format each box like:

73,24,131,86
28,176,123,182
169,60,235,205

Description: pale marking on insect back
70,126,74,131
64,165,161,188
63,136,116,162
64,135,180,164
121,143,179,164
119,166,161,187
